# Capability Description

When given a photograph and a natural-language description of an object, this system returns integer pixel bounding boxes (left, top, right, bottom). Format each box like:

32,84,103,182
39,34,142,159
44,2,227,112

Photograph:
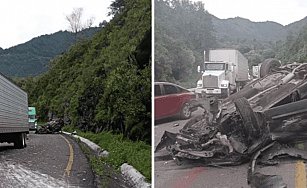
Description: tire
290,91,300,102
181,114,204,131
259,58,281,78
221,87,230,98
14,133,26,149
234,98,260,139
180,103,191,119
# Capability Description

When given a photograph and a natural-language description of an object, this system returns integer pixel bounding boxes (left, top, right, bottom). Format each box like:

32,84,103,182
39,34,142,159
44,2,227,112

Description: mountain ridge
1,6,306,78
0,28,100,77
211,14,307,42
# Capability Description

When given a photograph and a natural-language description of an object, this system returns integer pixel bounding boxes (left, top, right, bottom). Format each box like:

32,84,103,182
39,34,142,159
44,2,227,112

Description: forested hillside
155,0,307,87
276,26,307,63
155,0,216,84
0,28,100,77
212,16,286,42
212,16,307,43
18,0,151,143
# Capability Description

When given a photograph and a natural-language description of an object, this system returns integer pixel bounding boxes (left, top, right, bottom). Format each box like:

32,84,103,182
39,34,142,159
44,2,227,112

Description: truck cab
197,61,232,98
28,107,37,131
195,49,249,98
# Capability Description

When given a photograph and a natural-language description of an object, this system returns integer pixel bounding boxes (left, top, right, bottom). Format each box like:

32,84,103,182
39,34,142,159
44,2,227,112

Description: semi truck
195,49,249,98
0,73,29,148
28,107,37,131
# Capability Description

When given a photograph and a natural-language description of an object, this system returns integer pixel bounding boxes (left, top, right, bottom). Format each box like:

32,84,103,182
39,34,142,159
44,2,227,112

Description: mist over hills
212,15,307,42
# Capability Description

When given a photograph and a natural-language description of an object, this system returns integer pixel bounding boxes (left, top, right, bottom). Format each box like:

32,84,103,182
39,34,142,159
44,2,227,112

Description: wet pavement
0,133,130,188
0,133,95,188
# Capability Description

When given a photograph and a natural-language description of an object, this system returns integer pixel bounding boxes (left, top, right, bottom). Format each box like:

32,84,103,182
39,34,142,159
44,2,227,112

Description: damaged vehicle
36,118,64,134
155,60,307,187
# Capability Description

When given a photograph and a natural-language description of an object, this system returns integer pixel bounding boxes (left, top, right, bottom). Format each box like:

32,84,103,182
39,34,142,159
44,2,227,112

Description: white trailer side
209,49,248,82
235,50,249,82
0,73,28,148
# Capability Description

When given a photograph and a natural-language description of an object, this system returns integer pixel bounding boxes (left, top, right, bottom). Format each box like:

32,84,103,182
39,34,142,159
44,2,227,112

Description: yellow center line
295,160,306,188
60,135,74,177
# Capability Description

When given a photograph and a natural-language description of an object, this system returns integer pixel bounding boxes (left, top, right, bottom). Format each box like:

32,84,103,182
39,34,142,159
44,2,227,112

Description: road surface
0,133,129,188
154,108,306,188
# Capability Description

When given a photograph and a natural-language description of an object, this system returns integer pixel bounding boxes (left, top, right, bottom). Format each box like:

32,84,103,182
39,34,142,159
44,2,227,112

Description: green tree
155,0,216,84
19,0,151,143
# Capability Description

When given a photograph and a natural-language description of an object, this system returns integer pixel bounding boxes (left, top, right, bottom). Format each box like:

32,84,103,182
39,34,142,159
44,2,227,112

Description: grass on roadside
62,125,151,182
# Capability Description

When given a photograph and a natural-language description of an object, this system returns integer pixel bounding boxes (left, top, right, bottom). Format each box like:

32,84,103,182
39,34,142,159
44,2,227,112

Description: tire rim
22,134,25,147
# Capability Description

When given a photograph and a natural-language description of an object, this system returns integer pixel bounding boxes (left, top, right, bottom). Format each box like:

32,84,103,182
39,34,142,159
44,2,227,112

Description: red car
155,82,197,120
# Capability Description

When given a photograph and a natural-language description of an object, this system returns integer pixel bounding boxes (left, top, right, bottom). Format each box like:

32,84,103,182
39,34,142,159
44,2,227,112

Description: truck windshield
204,63,225,70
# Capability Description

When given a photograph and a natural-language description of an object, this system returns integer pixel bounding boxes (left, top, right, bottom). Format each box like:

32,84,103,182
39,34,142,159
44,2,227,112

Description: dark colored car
155,82,197,120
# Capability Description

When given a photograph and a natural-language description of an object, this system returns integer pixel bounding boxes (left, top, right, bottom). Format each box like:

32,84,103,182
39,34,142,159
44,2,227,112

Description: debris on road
36,118,64,134
156,60,307,187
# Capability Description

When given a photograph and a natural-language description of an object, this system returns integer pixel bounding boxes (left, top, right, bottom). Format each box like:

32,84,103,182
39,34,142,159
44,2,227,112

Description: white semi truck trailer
0,73,28,148
196,49,249,98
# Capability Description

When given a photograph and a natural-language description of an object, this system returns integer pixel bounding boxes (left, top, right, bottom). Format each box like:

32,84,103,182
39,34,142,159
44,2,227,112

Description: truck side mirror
197,66,200,73
230,65,234,71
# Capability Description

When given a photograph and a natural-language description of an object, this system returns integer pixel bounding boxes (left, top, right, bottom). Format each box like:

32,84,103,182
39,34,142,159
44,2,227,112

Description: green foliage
72,129,151,181
18,0,151,143
155,3,307,85
276,26,307,63
154,0,216,83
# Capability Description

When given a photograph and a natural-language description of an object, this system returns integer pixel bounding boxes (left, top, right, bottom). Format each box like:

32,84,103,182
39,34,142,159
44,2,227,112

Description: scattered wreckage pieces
156,61,307,187
248,142,287,188
248,141,307,188
156,96,307,187
36,118,64,134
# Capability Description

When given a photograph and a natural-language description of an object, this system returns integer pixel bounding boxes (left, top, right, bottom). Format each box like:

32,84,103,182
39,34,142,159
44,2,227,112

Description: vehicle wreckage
36,118,64,134
155,60,307,188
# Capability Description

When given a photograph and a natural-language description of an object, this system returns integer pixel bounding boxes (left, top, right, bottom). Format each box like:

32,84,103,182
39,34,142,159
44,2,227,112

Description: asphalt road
0,133,129,188
154,108,306,188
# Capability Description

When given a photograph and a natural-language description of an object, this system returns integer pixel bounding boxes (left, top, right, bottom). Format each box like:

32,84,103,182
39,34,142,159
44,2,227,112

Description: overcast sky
198,0,307,26
0,0,113,49
1,0,307,49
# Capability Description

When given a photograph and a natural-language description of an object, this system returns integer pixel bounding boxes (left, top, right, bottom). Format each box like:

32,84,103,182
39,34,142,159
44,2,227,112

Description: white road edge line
62,131,151,188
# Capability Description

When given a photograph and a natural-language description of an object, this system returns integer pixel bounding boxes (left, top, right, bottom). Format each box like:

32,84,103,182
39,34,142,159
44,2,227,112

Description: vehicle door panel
161,84,181,117
155,84,164,119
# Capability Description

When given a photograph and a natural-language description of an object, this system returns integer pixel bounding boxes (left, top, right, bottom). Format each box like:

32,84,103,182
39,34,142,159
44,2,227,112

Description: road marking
60,135,74,177
172,167,205,188
295,160,306,188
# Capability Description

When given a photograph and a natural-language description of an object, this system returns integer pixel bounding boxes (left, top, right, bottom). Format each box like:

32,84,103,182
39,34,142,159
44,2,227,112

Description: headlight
221,84,228,87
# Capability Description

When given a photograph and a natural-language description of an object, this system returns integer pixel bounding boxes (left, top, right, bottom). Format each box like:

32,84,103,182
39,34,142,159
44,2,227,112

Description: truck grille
203,75,218,88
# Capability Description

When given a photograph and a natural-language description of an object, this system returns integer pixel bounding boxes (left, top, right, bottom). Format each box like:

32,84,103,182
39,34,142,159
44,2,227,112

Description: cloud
198,0,306,25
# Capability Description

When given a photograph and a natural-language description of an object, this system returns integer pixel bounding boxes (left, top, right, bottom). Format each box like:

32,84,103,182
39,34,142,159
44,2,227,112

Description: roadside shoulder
62,131,151,188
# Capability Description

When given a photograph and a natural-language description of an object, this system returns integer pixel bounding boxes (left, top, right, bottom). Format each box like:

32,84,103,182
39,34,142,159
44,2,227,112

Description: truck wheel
180,103,191,119
14,133,26,149
259,58,281,78
23,133,27,147
221,87,230,98
234,98,260,139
